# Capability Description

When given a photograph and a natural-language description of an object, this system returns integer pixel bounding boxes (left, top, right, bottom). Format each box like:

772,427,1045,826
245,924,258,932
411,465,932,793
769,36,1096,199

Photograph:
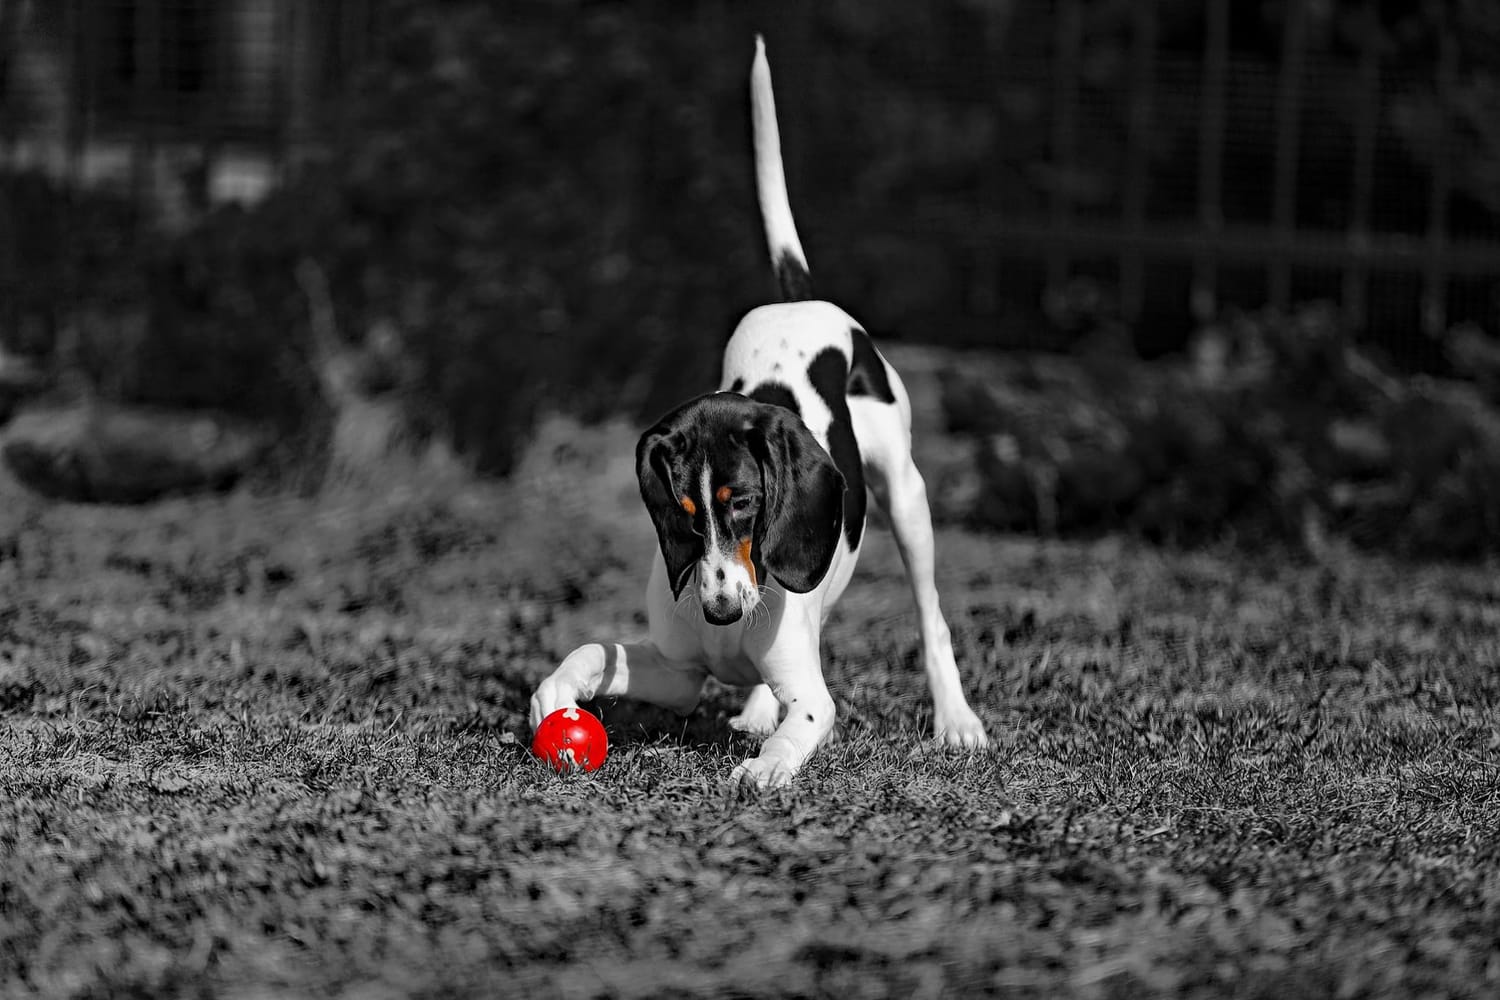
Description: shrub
4,0,767,479
939,306,1500,558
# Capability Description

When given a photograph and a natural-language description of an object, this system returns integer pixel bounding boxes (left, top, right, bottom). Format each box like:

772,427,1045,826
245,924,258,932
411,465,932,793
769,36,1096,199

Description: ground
1,415,1498,999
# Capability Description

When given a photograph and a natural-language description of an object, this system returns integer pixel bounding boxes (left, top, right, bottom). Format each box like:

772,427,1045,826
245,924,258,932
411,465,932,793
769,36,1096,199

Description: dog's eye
730,495,757,515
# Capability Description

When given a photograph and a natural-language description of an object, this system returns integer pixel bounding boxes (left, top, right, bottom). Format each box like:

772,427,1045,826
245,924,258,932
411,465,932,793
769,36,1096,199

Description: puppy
530,36,989,788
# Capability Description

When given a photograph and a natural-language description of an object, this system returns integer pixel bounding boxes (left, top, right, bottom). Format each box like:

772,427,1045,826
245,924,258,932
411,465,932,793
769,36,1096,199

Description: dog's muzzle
702,595,743,626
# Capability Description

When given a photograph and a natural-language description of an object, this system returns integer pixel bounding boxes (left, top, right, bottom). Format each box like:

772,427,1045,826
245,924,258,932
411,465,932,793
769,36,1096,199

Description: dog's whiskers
741,585,782,630
673,589,702,621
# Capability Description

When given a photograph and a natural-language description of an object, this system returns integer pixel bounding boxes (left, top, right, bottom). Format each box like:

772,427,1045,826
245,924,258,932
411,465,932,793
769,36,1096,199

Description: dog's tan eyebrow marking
716,485,733,504
680,496,696,516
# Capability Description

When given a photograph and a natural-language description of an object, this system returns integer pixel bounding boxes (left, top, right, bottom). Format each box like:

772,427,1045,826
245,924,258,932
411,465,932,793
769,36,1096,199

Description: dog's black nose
703,599,743,626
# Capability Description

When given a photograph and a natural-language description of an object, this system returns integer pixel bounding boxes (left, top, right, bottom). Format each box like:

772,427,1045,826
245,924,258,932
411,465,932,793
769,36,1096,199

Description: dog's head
636,392,844,625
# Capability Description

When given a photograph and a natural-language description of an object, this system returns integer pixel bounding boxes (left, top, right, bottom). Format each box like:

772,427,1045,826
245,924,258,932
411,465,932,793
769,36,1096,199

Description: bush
289,0,766,473
4,0,771,479
937,305,1500,558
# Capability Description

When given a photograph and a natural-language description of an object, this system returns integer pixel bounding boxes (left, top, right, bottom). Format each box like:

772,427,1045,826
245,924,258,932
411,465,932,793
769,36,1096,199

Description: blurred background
1,0,1497,555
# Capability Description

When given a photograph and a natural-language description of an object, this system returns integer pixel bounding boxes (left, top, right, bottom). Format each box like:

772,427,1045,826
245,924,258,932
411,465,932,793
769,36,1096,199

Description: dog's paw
934,703,990,750
528,679,579,731
728,686,780,737
728,712,778,737
729,755,795,791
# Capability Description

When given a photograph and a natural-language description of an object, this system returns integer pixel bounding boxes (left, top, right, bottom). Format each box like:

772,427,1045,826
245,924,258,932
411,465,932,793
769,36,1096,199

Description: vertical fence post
1193,0,1228,322
971,5,1010,319
131,0,163,224
333,0,367,158
198,2,222,213
340,0,361,76
65,0,88,188
1047,0,1080,295
1121,0,1157,324
1270,1,1307,313
60,0,99,352
272,0,292,182
1344,0,1380,334
0,1,15,161
1424,9,1454,338
60,0,90,345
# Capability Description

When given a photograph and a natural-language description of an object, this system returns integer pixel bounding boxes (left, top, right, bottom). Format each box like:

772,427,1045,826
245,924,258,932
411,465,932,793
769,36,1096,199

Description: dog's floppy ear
636,426,701,599
748,408,845,593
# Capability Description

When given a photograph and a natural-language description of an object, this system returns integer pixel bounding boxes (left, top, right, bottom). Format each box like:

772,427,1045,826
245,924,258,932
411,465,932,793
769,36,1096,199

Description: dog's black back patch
748,382,801,415
806,348,866,549
848,327,896,404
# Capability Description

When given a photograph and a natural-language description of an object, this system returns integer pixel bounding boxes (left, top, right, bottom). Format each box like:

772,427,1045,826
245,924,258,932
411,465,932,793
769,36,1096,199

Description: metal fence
896,0,1500,354
3,0,1498,359
0,0,380,224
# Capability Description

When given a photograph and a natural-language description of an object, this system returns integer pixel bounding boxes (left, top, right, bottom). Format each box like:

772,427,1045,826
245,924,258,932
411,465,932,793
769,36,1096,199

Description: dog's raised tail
751,35,813,302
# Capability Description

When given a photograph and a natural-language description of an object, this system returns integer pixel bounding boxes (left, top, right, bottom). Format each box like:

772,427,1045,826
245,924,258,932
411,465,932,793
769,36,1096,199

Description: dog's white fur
529,37,988,788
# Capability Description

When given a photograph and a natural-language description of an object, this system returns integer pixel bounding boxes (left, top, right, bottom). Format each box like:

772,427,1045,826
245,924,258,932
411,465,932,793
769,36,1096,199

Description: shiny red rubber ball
531,707,609,774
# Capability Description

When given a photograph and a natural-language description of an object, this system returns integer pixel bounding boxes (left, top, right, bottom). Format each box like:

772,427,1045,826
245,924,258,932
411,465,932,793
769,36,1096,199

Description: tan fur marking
737,537,757,587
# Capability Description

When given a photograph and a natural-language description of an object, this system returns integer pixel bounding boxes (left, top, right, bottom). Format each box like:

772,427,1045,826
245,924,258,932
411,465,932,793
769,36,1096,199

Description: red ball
531,706,609,774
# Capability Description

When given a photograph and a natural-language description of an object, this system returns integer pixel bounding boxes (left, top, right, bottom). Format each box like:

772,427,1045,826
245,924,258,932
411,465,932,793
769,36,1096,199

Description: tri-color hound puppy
530,36,989,788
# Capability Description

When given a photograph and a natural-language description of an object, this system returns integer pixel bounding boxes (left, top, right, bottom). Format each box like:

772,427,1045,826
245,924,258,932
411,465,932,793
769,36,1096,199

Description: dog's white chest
645,559,765,686
698,631,762,687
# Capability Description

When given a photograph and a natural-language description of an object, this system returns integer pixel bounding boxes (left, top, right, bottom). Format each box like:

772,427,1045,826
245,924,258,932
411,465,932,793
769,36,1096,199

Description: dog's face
637,393,844,625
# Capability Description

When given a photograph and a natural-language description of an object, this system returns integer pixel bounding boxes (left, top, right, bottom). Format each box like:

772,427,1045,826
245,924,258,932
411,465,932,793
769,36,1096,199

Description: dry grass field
2,414,1498,998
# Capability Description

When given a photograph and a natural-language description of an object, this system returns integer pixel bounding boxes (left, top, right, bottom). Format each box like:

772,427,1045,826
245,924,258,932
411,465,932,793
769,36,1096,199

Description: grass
2,414,1498,998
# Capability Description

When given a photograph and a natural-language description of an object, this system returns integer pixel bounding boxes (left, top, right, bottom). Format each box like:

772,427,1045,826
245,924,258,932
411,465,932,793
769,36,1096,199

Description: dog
529,36,989,789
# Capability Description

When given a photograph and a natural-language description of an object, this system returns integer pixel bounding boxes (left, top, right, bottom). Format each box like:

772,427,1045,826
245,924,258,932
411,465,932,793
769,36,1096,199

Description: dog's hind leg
853,394,990,749
529,641,706,730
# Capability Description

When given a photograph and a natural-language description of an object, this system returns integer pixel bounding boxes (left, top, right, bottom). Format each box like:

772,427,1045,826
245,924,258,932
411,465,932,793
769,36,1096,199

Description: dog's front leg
529,641,706,730
730,616,835,790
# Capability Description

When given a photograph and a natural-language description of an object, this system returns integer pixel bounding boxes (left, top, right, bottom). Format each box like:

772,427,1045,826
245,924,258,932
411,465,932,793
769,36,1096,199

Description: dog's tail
751,34,813,302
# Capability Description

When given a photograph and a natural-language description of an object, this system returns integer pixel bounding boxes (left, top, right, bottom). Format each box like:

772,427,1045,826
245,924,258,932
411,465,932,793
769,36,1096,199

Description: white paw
934,703,990,749
728,708,779,737
728,685,780,736
528,678,578,731
729,755,796,791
